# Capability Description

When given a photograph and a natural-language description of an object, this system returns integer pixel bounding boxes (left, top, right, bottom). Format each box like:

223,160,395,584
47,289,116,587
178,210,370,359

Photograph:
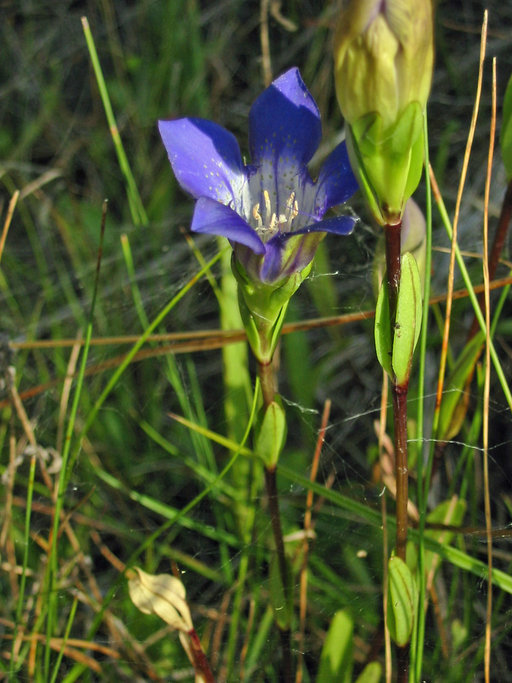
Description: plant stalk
383,220,409,562
189,629,215,683
392,383,409,561
264,465,292,683
384,220,410,682
257,359,292,683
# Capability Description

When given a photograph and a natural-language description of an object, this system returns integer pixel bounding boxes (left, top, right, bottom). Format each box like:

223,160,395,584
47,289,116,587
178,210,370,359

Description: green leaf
253,399,287,467
387,555,417,647
451,618,468,652
374,278,393,377
354,661,382,683
424,498,466,576
437,331,485,442
501,74,512,181
392,251,422,385
316,610,353,683
269,553,293,631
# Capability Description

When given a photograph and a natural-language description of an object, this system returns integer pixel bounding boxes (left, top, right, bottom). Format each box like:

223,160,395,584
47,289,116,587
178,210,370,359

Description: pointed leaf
355,661,382,683
387,555,417,647
438,331,485,442
501,74,512,181
269,552,293,630
392,251,422,385
253,398,287,467
374,279,393,377
316,610,353,683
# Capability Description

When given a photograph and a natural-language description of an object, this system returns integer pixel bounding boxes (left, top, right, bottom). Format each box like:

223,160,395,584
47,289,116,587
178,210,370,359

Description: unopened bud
128,567,193,632
334,0,434,224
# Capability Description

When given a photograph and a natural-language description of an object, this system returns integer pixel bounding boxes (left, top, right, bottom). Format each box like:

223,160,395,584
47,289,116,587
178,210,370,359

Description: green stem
414,114,433,682
258,359,276,407
257,359,292,683
264,465,292,683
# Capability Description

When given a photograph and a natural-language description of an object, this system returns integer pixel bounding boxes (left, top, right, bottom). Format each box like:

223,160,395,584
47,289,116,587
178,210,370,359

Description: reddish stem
383,220,409,562
384,220,410,680
392,383,409,561
188,629,215,683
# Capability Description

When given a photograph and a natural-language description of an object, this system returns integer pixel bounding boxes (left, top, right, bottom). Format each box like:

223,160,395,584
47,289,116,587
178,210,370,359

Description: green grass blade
62,375,260,683
49,597,78,683
81,16,147,227
45,203,107,676
413,113,433,681
8,452,37,680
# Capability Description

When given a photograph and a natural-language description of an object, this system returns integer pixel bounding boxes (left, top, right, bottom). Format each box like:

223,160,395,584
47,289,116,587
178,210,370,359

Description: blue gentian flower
158,67,358,286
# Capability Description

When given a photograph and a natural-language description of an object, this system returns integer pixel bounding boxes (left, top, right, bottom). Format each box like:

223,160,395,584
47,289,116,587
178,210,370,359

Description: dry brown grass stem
482,55,497,683
0,190,19,264
296,399,331,683
433,10,488,417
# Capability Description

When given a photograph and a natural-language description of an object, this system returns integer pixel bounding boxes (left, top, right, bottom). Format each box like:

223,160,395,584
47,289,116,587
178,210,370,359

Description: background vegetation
1,0,512,680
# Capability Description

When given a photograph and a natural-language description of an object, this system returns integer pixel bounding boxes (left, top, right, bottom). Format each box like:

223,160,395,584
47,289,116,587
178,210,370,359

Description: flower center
251,190,299,240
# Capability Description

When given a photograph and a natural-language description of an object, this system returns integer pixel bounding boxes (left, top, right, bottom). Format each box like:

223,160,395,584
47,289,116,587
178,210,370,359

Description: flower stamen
250,190,300,239
252,203,263,229
278,192,299,232
263,190,272,224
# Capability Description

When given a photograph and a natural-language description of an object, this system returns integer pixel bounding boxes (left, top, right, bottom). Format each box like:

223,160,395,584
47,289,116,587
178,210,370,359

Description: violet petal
288,214,356,237
314,141,359,214
249,68,321,169
158,118,246,204
191,197,265,254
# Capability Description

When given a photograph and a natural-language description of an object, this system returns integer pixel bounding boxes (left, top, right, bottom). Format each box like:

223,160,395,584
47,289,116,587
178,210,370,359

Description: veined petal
191,197,265,254
158,118,246,204
261,231,323,283
256,216,355,282
314,140,359,214
259,235,288,283
249,68,321,169
290,214,357,237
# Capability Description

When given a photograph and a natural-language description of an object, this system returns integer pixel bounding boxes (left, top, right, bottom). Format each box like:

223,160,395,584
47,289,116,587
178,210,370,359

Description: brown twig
296,399,331,683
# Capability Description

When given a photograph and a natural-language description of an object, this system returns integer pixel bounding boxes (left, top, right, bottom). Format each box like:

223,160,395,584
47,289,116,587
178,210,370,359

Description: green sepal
374,278,393,377
354,661,382,683
501,74,512,181
233,258,312,364
391,251,423,386
269,552,293,631
437,331,485,442
316,610,353,683
387,555,417,647
253,397,287,467
349,102,424,224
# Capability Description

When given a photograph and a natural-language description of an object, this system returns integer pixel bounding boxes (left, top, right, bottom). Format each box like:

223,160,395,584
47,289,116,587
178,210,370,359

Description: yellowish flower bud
128,568,214,682
335,0,433,129
334,0,434,224
128,567,193,632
